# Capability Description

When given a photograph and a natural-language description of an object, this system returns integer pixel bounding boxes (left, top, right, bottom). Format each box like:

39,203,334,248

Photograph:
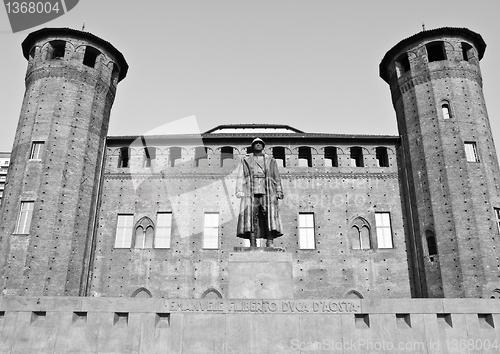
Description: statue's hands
236,192,245,198
277,191,284,200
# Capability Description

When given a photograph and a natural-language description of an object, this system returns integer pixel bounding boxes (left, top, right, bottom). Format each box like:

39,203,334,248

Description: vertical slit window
111,63,120,85
464,142,479,162
170,147,182,167
376,147,389,167
118,147,130,168
156,212,172,248
114,214,133,248
426,42,447,62
350,147,364,167
15,201,34,234
298,213,315,249
30,141,44,160
83,46,100,68
298,147,312,167
375,212,393,248
273,147,286,167
203,213,219,249
324,147,338,167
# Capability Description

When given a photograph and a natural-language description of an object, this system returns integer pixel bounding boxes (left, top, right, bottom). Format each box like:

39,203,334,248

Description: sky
1,1,500,153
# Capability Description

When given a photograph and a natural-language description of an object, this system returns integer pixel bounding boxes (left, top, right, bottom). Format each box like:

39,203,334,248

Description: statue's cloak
236,153,283,239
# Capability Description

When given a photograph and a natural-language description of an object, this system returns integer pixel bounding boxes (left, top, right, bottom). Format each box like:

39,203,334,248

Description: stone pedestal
228,249,293,299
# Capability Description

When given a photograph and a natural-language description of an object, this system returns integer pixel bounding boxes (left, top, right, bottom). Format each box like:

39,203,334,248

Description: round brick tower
381,28,500,298
0,28,128,296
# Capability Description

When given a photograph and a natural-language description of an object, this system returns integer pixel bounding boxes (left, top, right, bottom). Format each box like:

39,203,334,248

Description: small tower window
111,63,120,85
350,147,364,167
29,141,44,160
442,102,451,119
461,42,473,62
15,201,34,234
83,46,100,68
376,147,389,167
464,142,479,162
324,147,338,167
273,147,286,167
143,147,156,168
426,41,447,62
194,146,208,167
395,52,410,78
170,147,182,167
298,146,312,167
47,40,66,60
426,230,437,256
221,146,234,167
118,147,130,168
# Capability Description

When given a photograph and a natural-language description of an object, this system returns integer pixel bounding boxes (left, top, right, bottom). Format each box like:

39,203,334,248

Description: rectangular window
464,142,479,162
15,201,34,234
298,213,315,249
156,212,172,248
114,214,133,248
30,141,44,160
203,213,219,249
375,212,393,248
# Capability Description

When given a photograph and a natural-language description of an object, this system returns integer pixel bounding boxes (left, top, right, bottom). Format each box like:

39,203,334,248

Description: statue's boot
250,234,257,247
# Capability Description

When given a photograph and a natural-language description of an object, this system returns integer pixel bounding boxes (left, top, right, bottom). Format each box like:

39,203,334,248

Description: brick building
0,27,500,353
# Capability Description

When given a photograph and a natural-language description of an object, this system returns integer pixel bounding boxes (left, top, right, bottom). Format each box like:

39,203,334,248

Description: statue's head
251,138,266,148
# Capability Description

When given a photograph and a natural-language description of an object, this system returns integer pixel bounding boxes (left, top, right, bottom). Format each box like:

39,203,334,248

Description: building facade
0,27,499,302
0,152,10,206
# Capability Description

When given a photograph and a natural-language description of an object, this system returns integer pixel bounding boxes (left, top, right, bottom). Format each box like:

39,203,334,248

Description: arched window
442,102,451,119
461,42,473,62
350,217,371,250
201,288,223,299
298,146,312,167
83,46,100,68
132,287,153,298
345,290,364,299
221,146,234,167
375,147,389,167
47,40,66,60
350,147,364,167
134,217,154,249
324,147,338,167
395,52,410,78
143,147,156,168
194,146,208,167
169,147,182,167
426,230,437,256
273,147,286,167
426,41,447,62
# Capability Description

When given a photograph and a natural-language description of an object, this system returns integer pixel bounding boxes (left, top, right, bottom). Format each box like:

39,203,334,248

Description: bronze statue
236,138,284,247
